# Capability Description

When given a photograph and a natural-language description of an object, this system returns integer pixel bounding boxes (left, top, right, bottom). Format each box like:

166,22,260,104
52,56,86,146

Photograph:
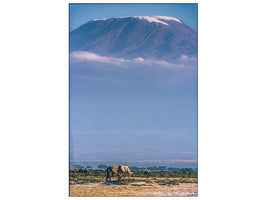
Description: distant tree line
71,164,197,172
69,168,197,178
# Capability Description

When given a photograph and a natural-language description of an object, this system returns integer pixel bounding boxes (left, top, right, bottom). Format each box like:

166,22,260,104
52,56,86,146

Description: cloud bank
70,51,185,69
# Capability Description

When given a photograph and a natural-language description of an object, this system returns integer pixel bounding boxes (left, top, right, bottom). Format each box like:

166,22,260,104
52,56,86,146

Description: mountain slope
70,16,197,62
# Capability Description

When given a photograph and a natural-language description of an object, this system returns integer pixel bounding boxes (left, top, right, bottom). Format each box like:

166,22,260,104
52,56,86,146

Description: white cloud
132,57,145,62
70,51,184,69
180,55,189,60
70,51,127,66
179,54,197,62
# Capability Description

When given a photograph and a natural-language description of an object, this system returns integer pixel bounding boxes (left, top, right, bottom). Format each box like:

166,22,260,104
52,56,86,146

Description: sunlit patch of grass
141,179,153,183
69,174,103,184
155,178,197,185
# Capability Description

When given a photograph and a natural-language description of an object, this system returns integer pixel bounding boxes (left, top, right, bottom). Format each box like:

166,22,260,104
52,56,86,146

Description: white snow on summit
154,16,183,24
133,16,183,26
92,18,107,21
133,16,169,26
91,16,182,26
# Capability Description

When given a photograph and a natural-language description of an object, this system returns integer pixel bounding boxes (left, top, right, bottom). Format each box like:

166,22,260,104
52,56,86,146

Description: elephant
106,165,133,181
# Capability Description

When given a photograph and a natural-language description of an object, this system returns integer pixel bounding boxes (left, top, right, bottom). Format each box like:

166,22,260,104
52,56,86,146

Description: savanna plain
69,169,197,197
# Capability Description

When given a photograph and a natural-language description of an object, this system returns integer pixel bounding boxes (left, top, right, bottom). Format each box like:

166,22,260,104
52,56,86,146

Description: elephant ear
122,166,127,172
118,165,123,172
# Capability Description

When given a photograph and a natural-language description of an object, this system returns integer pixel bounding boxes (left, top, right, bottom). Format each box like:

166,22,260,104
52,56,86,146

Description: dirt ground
69,181,197,197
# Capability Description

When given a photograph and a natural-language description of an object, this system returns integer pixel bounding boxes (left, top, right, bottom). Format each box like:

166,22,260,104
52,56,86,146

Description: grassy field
69,169,198,196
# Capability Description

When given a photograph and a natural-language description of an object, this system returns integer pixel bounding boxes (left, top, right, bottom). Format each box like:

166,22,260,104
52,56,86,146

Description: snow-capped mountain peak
70,16,197,61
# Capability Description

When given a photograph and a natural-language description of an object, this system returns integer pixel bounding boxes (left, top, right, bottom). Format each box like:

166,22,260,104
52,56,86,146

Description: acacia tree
97,164,108,170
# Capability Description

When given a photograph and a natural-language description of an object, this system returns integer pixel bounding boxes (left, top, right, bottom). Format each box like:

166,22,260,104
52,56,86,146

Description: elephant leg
106,172,109,181
106,171,112,181
118,173,122,181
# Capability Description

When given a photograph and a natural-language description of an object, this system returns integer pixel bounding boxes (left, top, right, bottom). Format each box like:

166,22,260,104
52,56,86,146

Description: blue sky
69,4,198,31
69,4,198,162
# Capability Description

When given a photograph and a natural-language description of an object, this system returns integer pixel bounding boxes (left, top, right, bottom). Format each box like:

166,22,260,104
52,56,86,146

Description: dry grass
69,177,197,197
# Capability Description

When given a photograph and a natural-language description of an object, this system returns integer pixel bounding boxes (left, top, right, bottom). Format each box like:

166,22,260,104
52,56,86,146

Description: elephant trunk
129,170,132,178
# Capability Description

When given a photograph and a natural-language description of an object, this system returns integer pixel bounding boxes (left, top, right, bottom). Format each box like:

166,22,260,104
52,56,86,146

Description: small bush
97,164,108,170
72,164,84,169
168,179,181,185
